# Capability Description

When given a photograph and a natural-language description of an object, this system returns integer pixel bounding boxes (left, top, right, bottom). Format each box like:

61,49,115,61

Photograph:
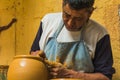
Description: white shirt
39,12,108,58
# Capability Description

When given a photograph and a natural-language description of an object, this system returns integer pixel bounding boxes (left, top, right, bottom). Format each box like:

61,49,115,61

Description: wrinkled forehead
63,4,90,17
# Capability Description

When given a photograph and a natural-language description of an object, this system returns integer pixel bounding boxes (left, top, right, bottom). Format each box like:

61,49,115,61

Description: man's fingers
38,50,46,58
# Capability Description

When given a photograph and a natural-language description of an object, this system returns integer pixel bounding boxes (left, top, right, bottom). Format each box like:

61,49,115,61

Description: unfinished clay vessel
7,55,48,80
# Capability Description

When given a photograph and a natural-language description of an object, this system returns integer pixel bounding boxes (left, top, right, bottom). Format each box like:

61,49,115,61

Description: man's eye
64,13,70,18
76,18,83,21
66,14,70,18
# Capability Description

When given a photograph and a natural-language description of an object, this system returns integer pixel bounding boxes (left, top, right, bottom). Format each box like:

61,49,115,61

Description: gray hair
63,0,95,10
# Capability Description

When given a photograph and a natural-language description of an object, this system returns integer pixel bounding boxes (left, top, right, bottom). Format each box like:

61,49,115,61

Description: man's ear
88,7,95,17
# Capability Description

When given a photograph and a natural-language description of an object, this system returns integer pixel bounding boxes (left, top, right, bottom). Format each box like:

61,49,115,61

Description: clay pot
7,55,48,80
50,78,82,80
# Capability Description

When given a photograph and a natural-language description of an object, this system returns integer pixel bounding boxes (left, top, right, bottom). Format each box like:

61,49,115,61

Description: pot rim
50,78,81,80
14,55,43,61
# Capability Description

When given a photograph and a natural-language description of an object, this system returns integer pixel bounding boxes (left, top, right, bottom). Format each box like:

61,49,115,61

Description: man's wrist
76,72,85,79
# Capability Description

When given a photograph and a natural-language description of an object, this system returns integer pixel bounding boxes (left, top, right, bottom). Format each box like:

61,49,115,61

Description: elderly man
31,0,115,80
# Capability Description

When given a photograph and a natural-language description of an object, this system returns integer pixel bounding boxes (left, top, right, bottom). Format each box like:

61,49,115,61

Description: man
30,0,115,80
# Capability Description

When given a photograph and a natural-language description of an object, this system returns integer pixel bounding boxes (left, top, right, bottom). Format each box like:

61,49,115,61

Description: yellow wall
0,0,120,79
92,0,120,80
0,0,16,65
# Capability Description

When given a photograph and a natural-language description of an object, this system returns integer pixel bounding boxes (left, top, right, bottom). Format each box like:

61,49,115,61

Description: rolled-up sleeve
93,35,115,80
30,22,43,52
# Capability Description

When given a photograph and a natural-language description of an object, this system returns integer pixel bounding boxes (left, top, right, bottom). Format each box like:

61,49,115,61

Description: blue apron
44,21,94,73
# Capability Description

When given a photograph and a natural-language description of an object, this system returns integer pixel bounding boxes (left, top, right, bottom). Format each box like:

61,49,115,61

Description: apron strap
53,20,64,38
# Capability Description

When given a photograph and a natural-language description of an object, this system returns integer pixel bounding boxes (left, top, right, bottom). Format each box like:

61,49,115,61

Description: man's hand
49,64,84,79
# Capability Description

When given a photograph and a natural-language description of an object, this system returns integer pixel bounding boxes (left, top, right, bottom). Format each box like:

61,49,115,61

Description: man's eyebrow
63,11,70,15
63,11,84,18
75,16,83,18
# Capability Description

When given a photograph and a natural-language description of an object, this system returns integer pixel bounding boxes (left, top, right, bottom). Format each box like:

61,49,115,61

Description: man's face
62,4,92,31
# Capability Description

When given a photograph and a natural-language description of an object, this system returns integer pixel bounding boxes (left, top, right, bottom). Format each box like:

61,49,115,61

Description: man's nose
67,19,75,26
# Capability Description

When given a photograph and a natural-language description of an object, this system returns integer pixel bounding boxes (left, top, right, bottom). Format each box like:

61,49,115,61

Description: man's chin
67,28,81,31
66,27,81,31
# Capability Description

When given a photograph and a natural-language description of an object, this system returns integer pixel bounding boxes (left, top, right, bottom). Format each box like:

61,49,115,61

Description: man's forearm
77,72,109,80
30,50,40,55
